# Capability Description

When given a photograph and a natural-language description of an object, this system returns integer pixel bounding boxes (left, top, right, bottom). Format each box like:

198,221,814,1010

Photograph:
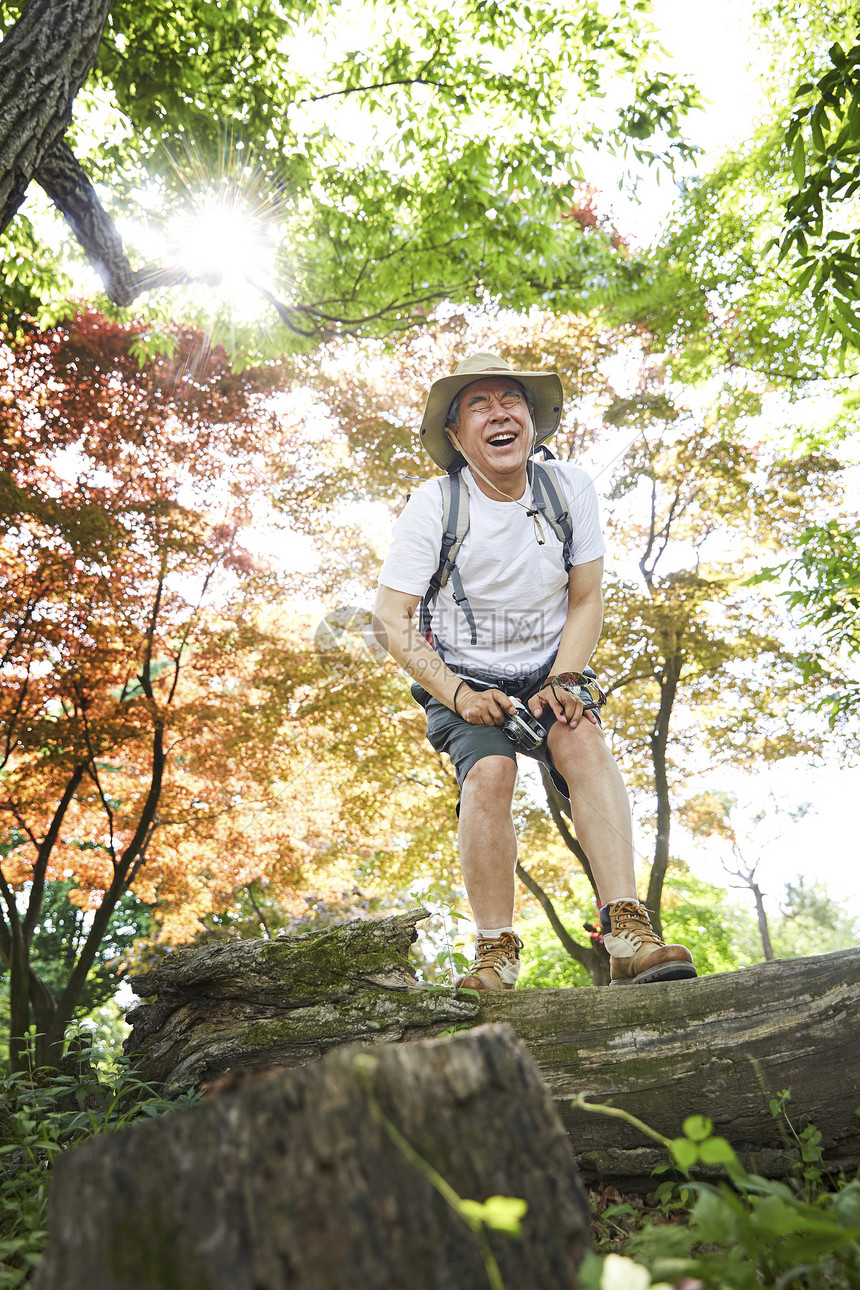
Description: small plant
0,1059,199,1287
768,1086,832,1200
408,892,476,991
575,1094,860,1290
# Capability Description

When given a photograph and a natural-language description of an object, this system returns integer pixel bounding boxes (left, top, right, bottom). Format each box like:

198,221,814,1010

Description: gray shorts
411,666,579,806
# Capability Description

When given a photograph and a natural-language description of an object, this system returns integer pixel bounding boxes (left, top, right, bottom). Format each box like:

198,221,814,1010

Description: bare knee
548,717,612,774
461,756,517,808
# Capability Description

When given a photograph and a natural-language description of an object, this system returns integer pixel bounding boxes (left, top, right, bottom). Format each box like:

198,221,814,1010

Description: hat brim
419,370,564,471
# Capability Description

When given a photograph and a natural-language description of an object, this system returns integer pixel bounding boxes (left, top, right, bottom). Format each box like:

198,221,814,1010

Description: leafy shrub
0,1061,199,1287
579,1095,860,1290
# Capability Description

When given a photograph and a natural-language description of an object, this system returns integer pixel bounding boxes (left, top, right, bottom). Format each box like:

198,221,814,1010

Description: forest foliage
0,0,699,344
0,0,858,1062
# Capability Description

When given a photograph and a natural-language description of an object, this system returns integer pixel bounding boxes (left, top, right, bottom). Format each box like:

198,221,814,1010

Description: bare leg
457,756,518,927
547,720,638,905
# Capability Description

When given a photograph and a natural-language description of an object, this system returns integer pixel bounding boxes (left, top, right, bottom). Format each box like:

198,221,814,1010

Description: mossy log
34,1025,590,1290
125,908,479,1088
125,912,860,1189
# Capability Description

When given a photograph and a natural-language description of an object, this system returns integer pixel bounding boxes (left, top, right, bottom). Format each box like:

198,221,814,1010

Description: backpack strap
530,460,574,571
419,461,575,648
418,472,478,645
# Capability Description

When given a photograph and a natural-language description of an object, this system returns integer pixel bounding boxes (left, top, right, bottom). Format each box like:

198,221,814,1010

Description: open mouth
487,432,517,447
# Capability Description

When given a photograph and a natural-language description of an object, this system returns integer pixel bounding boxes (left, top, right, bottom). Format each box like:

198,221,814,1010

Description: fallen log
34,1025,591,1290
125,911,860,1189
480,945,860,1188
124,907,479,1088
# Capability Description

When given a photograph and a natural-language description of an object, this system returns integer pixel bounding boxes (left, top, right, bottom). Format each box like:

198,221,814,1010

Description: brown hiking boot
455,932,523,992
600,901,697,985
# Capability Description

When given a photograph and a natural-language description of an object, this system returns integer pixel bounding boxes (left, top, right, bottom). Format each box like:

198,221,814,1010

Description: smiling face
445,376,535,498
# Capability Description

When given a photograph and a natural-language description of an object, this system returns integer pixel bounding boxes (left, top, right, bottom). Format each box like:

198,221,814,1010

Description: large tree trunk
123,911,860,1190
0,0,112,230
0,0,182,303
0,763,84,1070
34,1025,591,1290
481,946,860,1188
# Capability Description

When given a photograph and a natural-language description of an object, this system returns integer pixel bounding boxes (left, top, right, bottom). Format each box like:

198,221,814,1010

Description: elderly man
373,352,696,990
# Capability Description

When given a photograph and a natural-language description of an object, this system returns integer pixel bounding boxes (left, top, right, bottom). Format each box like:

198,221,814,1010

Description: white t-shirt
378,464,606,675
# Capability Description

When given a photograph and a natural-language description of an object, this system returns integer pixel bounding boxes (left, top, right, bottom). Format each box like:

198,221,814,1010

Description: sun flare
168,193,278,320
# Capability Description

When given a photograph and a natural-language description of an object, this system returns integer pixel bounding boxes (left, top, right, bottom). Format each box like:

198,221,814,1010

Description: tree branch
299,76,450,105
52,723,166,1047
0,866,21,944
0,0,113,230
34,140,191,306
538,764,598,901
639,474,658,589
245,883,273,939
22,763,86,945
644,652,684,930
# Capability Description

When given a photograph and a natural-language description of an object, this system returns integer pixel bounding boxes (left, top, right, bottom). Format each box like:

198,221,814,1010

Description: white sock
476,926,515,937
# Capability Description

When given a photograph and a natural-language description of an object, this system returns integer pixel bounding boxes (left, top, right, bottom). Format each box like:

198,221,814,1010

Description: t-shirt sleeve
559,465,607,566
378,481,444,596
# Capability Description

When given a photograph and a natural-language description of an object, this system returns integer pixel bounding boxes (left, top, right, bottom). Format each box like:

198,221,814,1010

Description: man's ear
446,427,461,450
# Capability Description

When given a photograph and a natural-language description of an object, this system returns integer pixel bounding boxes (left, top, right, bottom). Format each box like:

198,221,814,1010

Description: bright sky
651,0,766,148
586,0,767,244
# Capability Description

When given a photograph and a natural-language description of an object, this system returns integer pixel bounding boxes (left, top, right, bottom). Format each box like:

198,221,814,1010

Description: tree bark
124,911,860,1190
124,908,481,1088
34,140,143,306
480,946,860,1188
34,1025,591,1290
645,651,683,933
0,0,113,231
752,880,775,961
0,763,84,1070
516,861,610,986
0,0,191,306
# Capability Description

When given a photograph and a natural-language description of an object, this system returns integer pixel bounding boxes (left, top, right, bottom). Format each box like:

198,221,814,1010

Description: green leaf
795,262,817,293
698,1137,738,1166
669,1137,698,1171
791,132,806,186
460,1194,528,1234
682,1115,713,1142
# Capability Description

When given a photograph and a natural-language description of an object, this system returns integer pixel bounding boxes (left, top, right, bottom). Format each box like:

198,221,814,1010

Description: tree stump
34,1025,590,1290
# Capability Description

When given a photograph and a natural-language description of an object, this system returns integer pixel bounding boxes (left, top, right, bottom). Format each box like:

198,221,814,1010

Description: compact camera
502,698,546,752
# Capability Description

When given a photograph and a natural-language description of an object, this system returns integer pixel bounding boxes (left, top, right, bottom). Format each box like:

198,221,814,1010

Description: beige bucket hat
419,351,564,471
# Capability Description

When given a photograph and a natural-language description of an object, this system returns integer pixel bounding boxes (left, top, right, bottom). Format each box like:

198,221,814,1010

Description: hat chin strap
450,429,546,543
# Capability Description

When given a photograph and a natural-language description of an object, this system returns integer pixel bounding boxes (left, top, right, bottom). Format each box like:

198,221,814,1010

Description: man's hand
456,686,518,726
529,682,597,729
